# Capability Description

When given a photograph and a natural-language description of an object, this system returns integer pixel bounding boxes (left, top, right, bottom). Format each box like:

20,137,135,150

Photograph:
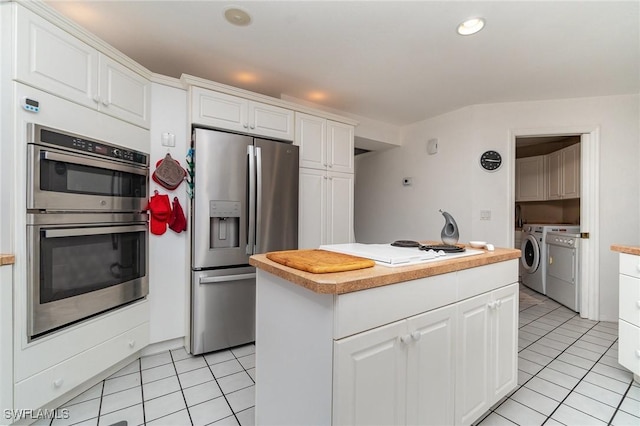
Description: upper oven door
27,144,148,212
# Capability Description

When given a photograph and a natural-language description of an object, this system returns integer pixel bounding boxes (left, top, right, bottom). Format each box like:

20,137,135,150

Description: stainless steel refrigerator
190,128,299,355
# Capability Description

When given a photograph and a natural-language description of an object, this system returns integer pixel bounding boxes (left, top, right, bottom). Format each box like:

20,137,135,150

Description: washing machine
520,224,580,295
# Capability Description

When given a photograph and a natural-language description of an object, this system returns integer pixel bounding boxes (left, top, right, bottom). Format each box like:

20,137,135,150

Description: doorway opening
510,127,599,321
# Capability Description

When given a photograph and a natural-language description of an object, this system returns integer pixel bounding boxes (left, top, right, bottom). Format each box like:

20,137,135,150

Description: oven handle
41,150,147,176
44,225,147,238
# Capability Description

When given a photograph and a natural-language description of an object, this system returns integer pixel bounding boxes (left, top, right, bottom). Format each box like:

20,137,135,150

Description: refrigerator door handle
247,145,256,255
199,273,256,284
255,146,263,254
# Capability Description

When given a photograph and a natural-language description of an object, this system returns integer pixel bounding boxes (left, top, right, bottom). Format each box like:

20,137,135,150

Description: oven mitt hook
152,153,187,190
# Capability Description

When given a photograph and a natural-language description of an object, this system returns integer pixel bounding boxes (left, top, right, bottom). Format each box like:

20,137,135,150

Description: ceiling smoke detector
224,7,251,26
457,17,485,35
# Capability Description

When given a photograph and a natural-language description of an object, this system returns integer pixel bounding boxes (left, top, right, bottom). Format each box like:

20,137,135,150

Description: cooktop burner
390,240,420,248
419,244,465,253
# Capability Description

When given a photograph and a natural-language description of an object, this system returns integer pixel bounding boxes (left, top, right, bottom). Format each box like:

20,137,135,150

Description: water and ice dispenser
209,201,240,248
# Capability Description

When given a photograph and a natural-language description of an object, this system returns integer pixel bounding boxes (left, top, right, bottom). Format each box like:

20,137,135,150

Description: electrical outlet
480,210,491,220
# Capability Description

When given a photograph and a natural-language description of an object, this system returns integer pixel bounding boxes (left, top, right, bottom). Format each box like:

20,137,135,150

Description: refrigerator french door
191,128,299,354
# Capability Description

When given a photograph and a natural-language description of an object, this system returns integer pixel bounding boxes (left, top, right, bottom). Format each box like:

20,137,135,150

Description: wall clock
480,150,502,172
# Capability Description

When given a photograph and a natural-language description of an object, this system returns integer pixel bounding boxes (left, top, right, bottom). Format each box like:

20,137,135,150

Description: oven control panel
28,124,149,167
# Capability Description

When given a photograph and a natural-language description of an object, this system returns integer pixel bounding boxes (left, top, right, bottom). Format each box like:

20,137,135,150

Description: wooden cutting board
266,249,376,274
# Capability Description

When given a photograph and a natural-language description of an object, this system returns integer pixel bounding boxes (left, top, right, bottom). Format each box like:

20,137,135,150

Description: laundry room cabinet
515,156,546,201
547,144,580,199
15,6,151,128
191,87,294,141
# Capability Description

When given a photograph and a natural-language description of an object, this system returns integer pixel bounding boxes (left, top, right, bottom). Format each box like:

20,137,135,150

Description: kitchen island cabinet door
407,304,456,426
490,284,518,400
455,292,492,426
333,320,408,426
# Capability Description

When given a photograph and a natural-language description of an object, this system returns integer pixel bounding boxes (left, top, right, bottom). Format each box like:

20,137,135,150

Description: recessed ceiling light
224,7,251,26
457,17,485,36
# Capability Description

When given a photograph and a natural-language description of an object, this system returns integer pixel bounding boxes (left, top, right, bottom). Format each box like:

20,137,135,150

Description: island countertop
250,246,520,295
611,244,640,256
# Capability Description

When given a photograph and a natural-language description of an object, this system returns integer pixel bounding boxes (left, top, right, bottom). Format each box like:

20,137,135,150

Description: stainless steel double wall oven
26,124,150,339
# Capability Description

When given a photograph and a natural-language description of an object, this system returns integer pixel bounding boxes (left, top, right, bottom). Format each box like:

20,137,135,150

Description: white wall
148,82,189,344
355,94,639,321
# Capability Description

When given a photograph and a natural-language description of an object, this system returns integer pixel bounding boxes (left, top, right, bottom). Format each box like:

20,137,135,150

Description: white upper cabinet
327,121,355,174
15,7,150,128
547,144,580,200
192,87,294,141
515,156,546,202
296,112,354,173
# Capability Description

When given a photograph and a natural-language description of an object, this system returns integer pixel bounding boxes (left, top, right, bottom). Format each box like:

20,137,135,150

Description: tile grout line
137,359,146,426
203,348,242,425
169,350,195,426
606,380,636,425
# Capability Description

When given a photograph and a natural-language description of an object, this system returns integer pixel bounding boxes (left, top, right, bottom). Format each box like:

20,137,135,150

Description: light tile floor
40,284,640,426
476,284,640,426
40,344,256,426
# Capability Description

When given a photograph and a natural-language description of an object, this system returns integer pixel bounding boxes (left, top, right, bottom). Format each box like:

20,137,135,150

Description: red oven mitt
148,190,171,235
168,197,187,233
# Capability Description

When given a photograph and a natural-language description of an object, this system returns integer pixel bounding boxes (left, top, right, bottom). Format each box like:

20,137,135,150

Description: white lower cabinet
334,305,455,426
334,283,517,426
456,284,518,425
617,253,640,376
299,168,353,248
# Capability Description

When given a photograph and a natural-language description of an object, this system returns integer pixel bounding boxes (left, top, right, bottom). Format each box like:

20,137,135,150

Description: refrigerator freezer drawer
191,267,256,355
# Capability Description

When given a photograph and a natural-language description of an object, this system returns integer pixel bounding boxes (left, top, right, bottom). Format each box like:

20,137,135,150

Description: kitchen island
250,246,521,426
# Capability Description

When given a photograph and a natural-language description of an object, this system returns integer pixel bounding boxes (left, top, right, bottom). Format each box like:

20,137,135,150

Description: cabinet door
547,151,562,200
491,284,518,400
296,113,327,170
192,87,248,133
327,171,354,245
562,144,580,199
455,292,492,426
99,55,150,128
15,7,99,109
516,156,546,201
333,320,407,426
407,305,456,426
298,168,326,249
327,121,354,174
249,101,293,141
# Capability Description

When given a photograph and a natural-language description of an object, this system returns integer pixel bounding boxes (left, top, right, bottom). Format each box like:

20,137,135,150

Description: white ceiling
45,1,639,126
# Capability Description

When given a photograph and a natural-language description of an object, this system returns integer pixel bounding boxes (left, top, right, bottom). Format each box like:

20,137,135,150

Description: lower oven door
27,214,149,339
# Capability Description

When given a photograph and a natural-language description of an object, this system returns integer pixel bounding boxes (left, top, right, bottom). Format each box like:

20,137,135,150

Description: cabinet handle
250,124,255,129
636,349,640,358
636,301,640,309
93,96,100,104
411,331,421,341
243,123,249,128
102,99,110,107
329,163,333,168
53,378,64,388
487,301,496,309
128,340,136,348
496,300,502,309
323,163,328,167
400,334,412,344
323,176,327,180
329,177,333,180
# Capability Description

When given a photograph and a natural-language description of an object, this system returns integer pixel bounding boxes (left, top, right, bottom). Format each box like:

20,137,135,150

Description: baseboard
140,337,185,357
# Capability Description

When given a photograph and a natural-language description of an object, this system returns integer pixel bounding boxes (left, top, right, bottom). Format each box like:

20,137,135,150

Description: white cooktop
319,243,484,267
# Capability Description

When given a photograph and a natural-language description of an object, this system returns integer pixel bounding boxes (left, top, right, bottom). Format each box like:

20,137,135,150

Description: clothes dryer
520,224,580,295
